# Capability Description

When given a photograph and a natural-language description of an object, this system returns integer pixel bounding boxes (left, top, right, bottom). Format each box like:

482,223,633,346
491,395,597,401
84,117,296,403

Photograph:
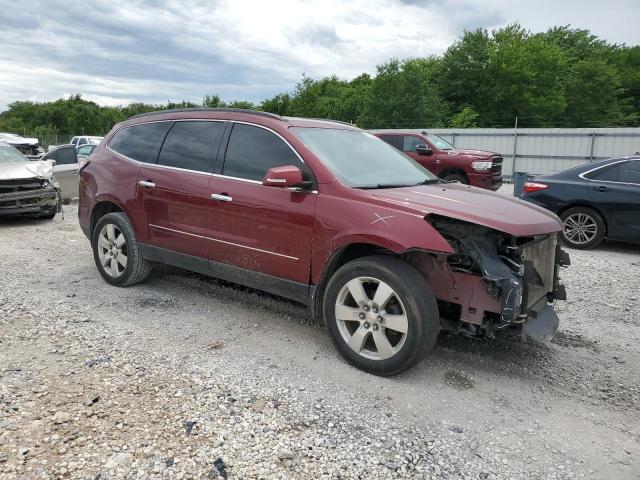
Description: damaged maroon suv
79,109,569,376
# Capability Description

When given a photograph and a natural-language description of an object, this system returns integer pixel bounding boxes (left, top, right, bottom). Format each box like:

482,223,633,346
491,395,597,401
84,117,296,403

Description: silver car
40,145,80,200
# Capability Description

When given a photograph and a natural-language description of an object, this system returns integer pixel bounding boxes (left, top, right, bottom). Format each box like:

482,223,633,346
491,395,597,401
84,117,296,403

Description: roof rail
298,117,355,127
126,107,286,122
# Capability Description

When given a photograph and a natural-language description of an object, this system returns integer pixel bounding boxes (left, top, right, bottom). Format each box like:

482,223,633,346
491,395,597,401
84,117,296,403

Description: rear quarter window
108,122,172,163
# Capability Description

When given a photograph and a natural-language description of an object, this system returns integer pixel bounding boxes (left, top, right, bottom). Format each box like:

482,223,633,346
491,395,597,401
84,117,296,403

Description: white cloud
0,0,637,110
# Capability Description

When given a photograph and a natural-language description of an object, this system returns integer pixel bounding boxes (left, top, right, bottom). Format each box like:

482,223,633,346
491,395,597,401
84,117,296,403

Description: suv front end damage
407,216,569,341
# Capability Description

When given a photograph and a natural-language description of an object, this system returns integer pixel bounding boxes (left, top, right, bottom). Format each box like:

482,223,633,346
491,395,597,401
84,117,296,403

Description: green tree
449,106,479,127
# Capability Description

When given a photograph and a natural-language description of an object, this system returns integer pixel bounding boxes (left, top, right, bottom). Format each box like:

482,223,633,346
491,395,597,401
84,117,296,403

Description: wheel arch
439,168,468,181
90,200,125,238
311,242,397,325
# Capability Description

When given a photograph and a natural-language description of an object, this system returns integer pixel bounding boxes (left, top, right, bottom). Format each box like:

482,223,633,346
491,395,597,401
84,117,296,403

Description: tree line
1,24,638,137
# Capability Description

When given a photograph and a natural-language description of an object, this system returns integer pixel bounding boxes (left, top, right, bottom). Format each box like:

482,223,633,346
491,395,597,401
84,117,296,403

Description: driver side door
43,145,79,199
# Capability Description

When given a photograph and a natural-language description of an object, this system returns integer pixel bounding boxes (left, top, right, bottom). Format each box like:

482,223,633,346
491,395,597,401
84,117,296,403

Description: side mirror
415,144,432,156
262,165,304,188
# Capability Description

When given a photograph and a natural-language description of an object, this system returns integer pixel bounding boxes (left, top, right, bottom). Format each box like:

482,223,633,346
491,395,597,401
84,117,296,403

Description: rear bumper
0,187,61,217
468,172,502,191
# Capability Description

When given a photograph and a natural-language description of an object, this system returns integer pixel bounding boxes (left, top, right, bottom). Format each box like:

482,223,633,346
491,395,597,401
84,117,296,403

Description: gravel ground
1,202,639,480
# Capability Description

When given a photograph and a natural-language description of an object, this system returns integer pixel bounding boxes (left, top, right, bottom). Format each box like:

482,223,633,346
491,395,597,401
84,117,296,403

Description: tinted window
109,122,171,163
223,124,306,182
402,136,423,152
158,121,224,172
78,138,87,146
621,160,640,185
588,163,623,182
47,146,77,165
378,135,403,151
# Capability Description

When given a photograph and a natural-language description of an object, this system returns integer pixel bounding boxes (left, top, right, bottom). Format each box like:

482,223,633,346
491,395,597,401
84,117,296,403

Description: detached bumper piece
0,182,61,217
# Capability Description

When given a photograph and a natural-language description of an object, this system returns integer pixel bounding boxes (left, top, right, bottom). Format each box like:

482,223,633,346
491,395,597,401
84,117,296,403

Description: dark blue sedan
521,156,640,249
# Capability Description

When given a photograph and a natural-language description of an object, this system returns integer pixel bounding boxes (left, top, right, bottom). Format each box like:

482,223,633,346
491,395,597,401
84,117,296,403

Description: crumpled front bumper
0,186,61,216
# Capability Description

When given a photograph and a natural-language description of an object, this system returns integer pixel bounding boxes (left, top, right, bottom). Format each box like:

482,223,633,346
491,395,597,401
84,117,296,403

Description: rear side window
47,146,77,165
108,122,171,163
378,135,403,151
621,160,640,184
587,163,624,182
157,121,225,172
222,123,308,182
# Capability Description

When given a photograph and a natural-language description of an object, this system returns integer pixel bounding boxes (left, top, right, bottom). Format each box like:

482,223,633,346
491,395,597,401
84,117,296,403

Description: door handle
138,180,156,188
211,193,232,202
592,185,609,192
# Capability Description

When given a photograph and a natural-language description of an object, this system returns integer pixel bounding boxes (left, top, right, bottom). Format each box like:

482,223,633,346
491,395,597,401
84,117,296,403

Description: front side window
157,121,225,172
108,122,171,163
47,146,77,165
292,128,437,188
222,123,306,182
402,135,424,152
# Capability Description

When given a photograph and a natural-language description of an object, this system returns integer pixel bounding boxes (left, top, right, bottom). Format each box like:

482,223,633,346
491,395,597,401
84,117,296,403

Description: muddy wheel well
90,201,123,237
439,168,468,181
556,203,608,235
312,243,395,324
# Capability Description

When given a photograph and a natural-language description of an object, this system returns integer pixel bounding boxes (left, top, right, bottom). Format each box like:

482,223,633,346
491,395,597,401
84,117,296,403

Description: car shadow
593,240,640,254
0,216,51,227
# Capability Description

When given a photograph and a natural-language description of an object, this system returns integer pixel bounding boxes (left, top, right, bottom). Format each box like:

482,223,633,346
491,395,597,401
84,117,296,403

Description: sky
0,0,639,111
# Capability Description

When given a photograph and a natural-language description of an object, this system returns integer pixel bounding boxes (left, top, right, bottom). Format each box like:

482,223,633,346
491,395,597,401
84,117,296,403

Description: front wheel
443,173,468,184
323,255,439,376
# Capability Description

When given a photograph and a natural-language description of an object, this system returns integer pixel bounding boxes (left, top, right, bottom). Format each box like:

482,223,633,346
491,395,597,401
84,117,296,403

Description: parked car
521,156,640,249
0,141,61,218
79,108,568,376
40,144,80,200
70,136,103,147
371,131,503,191
0,132,45,159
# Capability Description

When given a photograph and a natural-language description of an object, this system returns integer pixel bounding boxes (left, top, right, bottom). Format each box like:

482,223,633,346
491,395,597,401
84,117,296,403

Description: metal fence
378,128,640,179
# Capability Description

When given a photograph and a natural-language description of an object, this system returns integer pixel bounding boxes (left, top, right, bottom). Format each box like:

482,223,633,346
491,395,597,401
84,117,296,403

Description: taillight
523,181,548,193
78,157,90,172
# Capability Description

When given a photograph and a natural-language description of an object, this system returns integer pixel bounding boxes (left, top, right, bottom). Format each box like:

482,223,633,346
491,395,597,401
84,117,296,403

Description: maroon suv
372,131,503,190
79,109,568,376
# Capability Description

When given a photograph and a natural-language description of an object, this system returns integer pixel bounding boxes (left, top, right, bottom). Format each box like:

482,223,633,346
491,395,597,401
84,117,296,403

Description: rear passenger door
137,120,226,259
206,122,317,285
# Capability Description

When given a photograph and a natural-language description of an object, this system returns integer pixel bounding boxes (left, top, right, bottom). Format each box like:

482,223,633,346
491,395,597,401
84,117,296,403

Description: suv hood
370,183,561,237
0,160,54,180
442,148,498,159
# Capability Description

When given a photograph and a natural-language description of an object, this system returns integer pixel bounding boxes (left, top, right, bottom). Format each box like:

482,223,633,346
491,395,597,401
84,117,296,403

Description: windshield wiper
356,183,414,190
411,178,443,186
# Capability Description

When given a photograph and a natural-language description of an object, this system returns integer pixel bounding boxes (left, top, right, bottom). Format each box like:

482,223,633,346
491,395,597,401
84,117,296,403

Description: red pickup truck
372,131,503,191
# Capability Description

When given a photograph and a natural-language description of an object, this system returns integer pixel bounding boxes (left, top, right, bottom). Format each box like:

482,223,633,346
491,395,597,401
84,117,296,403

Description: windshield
0,145,28,164
291,128,438,188
426,134,454,150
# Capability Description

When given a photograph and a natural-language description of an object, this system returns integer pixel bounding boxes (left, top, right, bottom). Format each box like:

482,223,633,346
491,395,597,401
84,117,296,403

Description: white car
40,144,80,200
70,136,103,147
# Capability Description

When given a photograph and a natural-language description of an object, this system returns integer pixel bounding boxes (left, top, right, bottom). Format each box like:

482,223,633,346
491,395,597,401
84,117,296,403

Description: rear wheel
92,212,151,286
443,173,468,184
559,207,605,249
323,255,439,376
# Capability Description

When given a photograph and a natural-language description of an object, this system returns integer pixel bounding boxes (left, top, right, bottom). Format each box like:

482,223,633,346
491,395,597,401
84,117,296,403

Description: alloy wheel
97,223,128,278
563,213,598,245
335,276,408,361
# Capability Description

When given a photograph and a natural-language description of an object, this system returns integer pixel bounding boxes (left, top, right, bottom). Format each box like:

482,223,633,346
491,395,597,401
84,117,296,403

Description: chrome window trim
578,159,640,186
228,120,307,164
148,224,299,261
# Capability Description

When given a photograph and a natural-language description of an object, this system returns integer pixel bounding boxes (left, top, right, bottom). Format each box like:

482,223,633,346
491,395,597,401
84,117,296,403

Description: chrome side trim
148,224,299,261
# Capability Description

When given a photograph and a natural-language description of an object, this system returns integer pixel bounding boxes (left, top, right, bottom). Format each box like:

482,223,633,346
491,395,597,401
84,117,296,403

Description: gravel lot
1,202,639,480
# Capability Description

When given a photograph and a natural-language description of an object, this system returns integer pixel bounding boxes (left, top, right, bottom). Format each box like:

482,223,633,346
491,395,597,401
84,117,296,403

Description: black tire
92,212,151,286
443,173,468,184
39,211,56,220
323,255,439,376
559,206,605,250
